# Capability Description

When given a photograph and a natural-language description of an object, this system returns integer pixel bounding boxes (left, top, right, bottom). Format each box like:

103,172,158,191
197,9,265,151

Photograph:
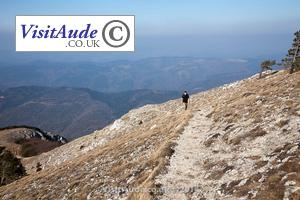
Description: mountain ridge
0,126,67,158
0,57,259,92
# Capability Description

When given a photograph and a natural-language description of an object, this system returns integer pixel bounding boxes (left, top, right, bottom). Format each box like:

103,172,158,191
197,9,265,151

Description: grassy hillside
0,70,299,199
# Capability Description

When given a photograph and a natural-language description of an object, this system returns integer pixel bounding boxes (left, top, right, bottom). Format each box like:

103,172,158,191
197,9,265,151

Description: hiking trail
156,107,215,199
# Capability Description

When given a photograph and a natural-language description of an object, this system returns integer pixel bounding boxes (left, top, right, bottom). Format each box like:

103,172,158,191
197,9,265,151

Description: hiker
182,91,189,110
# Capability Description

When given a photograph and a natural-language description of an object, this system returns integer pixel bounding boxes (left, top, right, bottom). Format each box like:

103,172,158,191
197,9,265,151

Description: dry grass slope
0,70,299,200
156,70,300,200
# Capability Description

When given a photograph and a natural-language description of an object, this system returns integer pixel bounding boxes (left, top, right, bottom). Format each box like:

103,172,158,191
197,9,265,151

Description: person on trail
182,91,189,110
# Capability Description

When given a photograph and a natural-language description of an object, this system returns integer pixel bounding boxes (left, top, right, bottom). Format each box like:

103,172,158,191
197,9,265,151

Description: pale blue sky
0,0,299,61
2,0,300,34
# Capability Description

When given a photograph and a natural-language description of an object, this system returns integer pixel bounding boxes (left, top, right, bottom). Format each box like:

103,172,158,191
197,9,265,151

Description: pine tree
259,60,276,78
282,30,300,73
0,146,26,186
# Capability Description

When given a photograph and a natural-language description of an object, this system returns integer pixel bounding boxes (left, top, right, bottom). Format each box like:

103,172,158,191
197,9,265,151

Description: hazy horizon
0,0,299,64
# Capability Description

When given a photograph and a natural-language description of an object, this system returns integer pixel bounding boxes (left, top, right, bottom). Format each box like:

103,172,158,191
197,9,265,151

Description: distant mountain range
0,86,178,139
0,57,262,139
0,57,260,92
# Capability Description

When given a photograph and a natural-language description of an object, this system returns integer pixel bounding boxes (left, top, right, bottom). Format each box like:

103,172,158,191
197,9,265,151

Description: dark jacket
182,93,189,103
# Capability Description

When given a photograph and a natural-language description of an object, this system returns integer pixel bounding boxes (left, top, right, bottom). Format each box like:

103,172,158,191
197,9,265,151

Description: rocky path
155,72,300,200
156,107,214,200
